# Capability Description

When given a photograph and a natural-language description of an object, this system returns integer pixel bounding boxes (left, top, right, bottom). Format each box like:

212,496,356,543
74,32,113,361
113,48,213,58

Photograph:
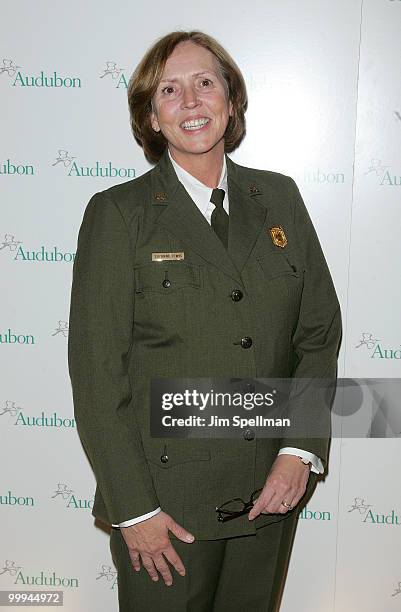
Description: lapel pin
249,185,260,195
154,191,168,201
269,225,288,248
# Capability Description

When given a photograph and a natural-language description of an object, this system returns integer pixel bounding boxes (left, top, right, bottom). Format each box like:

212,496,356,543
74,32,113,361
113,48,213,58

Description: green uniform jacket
67,148,342,540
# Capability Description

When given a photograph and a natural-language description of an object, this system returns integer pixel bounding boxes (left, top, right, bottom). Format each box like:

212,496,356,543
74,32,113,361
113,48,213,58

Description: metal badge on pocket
269,226,287,248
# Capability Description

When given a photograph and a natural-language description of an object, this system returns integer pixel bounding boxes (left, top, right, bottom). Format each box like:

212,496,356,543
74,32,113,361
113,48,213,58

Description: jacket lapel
226,156,268,276
151,148,268,284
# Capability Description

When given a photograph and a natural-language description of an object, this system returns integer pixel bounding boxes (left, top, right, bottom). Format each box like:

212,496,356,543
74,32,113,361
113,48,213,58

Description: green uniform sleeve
279,178,343,471
68,191,159,524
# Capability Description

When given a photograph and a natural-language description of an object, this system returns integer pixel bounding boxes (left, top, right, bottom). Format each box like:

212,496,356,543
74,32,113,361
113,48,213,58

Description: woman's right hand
120,511,195,586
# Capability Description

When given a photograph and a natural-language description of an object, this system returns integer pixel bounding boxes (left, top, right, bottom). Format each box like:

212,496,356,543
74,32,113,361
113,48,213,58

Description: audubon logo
52,483,93,510
0,400,76,428
0,329,35,345
96,564,118,590
0,59,81,88
392,581,401,597
52,149,75,168
303,168,345,184
0,560,78,588
0,322,66,347
52,320,69,338
356,332,401,360
298,505,331,521
0,234,21,253
1,400,20,418
348,497,401,525
0,59,21,77
52,149,135,178
100,61,128,89
0,490,34,507
0,159,34,176
1,234,75,263
0,560,21,578
365,159,401,186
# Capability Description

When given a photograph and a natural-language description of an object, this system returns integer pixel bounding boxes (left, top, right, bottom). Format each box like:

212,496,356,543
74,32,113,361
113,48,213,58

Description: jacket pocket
134,262,203,294
145,445,211,469
256,251,302,280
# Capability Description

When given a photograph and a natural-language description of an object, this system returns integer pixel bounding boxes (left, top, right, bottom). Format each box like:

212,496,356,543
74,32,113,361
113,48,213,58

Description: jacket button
231,289,243,302
243,428,255,441
240,336,252,349
244,382,255,393
160,454,169,463
162,279,171,288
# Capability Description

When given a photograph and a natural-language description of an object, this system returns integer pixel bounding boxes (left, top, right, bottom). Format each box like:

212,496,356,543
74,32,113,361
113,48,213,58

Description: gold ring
281,500,293,509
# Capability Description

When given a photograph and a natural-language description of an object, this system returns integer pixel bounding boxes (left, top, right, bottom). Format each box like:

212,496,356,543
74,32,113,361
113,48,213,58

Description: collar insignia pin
269,225,288,248
249,185,259,194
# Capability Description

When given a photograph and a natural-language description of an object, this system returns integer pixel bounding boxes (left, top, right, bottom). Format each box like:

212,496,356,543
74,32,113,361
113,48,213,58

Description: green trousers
109,511,299,612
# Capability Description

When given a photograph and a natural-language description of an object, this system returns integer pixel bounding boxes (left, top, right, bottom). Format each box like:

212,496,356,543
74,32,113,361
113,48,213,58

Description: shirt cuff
112,507,162,528
278,447,324,474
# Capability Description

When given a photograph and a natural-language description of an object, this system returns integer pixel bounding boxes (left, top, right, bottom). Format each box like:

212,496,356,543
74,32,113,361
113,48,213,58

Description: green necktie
210,188,229,249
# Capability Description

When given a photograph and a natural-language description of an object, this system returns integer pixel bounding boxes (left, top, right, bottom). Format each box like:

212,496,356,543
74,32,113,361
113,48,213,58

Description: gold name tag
151,252,185,262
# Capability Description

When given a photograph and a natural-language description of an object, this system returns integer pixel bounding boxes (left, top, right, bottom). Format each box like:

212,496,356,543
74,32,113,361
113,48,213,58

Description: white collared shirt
168,148,229,221
112,149,323,529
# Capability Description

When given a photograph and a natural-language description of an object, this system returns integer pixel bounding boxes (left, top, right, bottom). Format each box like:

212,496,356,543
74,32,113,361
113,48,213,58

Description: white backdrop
1,1,400,610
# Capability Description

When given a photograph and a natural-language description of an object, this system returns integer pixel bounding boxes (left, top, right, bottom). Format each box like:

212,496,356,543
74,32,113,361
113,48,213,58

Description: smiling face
150,41,233,163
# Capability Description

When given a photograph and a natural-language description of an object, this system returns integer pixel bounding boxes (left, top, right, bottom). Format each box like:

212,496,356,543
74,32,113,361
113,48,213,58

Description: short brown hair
128,30,248,164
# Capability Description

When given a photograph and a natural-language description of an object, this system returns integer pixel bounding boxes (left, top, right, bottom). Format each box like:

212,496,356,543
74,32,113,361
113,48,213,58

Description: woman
68,30,342,611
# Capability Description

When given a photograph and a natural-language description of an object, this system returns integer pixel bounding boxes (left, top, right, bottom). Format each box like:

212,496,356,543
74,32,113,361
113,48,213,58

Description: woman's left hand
248,454,311,520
